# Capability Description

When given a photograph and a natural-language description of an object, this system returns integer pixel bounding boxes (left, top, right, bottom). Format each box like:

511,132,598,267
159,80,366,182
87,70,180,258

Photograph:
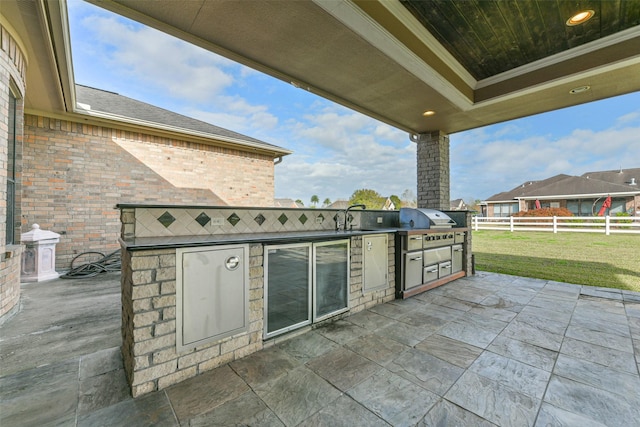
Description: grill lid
399,208,457,229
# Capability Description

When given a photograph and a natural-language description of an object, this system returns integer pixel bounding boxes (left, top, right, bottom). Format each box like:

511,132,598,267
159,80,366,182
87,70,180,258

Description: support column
413,131,450,210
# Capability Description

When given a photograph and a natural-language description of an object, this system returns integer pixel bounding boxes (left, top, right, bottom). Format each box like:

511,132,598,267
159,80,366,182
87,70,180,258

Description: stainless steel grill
399,208,457,229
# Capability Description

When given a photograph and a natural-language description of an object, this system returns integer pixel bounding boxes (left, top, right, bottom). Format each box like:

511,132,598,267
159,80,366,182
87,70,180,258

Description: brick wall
0,248,21,319
21,116,276,270
1,23,26,319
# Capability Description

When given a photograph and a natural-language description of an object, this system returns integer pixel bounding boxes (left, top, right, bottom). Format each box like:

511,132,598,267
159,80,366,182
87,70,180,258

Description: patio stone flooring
1,271,639,426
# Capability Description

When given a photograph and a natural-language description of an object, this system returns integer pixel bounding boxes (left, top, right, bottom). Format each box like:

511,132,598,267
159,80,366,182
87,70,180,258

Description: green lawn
472,230,640,292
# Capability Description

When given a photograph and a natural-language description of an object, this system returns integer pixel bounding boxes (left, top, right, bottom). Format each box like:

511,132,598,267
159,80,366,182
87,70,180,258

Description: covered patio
2,2,640,425
1,271,639,426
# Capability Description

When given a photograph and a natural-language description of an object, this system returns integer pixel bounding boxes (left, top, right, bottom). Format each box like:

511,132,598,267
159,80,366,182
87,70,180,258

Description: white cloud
615,111,640,126
275,103,415,202
188,96,279,136
78,15,236,103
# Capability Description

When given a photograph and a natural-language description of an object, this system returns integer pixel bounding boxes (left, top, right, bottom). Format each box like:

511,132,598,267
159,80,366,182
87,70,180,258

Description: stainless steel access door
176,244,249,353
363,234,388,292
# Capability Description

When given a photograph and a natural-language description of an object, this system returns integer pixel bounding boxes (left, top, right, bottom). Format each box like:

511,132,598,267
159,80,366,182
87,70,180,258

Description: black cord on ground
60,250,121,278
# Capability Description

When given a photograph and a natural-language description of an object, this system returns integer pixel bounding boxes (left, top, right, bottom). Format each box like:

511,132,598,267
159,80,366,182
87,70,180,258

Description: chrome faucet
343,204,366,231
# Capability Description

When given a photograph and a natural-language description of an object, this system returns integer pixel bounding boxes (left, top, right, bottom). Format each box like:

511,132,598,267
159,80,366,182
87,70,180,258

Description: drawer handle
410,257,422,262
410,236,423,241
425,267,437,273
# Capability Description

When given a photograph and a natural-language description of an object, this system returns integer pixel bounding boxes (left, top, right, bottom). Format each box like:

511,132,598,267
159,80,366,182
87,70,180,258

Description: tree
466,198,482,213
389,195,402,209
295,199,304,207
310,195,319,207
400,189,417,207
322,198,331,207
349,189,385,209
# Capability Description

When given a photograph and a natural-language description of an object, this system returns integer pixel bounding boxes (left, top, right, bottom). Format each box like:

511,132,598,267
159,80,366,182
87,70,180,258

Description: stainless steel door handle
225,256,240,270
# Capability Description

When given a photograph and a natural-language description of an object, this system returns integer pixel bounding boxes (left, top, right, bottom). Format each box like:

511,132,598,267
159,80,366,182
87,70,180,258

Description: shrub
514,207,574,217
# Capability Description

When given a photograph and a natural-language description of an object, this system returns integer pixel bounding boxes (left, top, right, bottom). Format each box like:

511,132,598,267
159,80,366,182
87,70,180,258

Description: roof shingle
75,84,290,156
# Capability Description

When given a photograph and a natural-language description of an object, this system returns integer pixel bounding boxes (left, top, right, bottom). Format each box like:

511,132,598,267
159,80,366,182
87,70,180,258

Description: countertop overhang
119,228,400,251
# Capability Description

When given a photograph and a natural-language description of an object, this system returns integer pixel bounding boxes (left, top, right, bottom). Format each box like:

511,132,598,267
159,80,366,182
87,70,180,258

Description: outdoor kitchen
116,204,472,396
395,208,471,299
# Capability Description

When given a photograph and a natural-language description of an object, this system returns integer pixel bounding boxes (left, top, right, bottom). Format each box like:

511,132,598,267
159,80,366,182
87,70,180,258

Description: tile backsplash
126,206,350,238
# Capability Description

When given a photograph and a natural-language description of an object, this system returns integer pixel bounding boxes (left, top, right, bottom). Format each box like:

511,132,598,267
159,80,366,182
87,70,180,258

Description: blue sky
67,0,640,205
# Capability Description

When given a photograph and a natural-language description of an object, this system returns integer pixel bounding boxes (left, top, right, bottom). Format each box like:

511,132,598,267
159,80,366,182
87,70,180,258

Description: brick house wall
21,116,276,270
1,23,25,319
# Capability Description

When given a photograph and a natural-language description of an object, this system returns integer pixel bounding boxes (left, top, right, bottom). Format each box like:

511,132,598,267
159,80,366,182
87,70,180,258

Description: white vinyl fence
473,215,640,235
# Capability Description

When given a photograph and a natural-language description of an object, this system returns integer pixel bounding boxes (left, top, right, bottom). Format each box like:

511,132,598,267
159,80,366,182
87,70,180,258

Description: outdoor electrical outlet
377,217,383,224
210,217,224,226
316,217,323,224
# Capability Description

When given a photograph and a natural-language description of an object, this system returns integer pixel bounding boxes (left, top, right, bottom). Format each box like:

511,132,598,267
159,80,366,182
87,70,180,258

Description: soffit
2,0,70,113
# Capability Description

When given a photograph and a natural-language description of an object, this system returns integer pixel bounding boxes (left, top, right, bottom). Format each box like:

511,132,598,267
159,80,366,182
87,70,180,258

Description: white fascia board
482,200,518,204
515,191,639,200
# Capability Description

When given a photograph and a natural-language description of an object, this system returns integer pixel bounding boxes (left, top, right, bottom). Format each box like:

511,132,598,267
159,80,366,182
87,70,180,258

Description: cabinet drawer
406,235,424,251
423,264,438,283
423,247,451,265
439,261,452,277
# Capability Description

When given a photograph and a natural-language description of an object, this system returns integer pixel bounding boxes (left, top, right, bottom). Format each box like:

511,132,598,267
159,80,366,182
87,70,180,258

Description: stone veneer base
120,234,396,397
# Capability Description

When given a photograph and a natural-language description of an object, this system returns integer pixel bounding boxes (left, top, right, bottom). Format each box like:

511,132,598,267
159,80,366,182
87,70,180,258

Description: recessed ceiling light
569,85,590,94
422,110,436,116
566,10,595,26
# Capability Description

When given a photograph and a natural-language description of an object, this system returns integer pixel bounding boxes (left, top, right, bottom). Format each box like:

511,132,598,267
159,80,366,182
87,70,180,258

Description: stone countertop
119,228,399,251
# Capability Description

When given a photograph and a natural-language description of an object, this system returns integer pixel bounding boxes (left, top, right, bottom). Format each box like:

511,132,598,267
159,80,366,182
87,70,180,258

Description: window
493,203,518,217
567,200,581,215
6,90,17,245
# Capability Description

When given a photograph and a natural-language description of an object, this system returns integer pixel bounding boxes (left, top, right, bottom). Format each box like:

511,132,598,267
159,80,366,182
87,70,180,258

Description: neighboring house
381,198,395,210
482,168,640,217
449,199,468,211
327,200,350,210
274,198,304,208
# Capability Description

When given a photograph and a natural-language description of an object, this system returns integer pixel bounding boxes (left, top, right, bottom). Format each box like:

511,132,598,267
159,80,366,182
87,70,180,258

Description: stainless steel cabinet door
452,244,463,273
363,234,388,292
405,252,424,289
177,245,249,352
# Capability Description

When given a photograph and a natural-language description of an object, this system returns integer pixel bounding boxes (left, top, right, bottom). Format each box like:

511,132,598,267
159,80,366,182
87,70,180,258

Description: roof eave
62,108,292,157
515,191,640,200
40,0,76,112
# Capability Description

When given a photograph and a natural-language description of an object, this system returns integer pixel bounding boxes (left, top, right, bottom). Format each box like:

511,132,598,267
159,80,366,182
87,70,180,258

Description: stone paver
2,271,640,426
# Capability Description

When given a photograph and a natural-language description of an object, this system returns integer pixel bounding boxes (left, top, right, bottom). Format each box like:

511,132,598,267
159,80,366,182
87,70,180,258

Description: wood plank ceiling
401,0,640,80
